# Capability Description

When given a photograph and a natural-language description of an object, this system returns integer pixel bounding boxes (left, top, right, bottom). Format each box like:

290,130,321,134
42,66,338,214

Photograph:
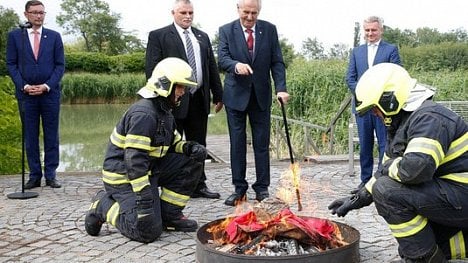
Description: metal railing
269,94,352,160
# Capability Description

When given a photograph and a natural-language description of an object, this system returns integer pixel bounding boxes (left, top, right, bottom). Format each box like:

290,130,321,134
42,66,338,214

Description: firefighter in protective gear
84,57,206,243
328,63,468,262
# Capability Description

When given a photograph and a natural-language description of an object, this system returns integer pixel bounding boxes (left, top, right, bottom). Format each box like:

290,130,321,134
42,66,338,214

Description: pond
58,104,227,172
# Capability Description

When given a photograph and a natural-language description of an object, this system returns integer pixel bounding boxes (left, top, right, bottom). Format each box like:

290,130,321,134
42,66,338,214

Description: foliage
400,42,468,71
56,0,144,55
301,37,326,60
384,26,467,48
65,51,145,73
61,73,144,103
0,77,22,174
279,37,296,68
0,7,20,76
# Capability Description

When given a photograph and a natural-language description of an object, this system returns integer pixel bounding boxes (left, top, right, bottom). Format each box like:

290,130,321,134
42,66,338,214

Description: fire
207,198,348,255
276,163,302,210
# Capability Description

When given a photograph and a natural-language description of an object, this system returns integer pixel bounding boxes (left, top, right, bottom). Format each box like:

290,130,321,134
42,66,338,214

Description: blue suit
218,19,286,195
6,27,65,181
346,41,401,183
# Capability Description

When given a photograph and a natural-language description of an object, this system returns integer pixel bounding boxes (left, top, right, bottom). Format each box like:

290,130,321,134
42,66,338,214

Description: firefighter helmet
138,57,197,98
355,63,416,116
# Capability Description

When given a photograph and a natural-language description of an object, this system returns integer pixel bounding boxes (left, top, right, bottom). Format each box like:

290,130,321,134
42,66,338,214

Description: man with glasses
6,0,65,189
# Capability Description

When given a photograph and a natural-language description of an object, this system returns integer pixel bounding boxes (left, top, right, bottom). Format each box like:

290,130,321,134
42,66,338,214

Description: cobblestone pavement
0,160,403,263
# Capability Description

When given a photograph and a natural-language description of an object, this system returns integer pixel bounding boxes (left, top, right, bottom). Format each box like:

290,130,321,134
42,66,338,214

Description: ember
206,198,347,256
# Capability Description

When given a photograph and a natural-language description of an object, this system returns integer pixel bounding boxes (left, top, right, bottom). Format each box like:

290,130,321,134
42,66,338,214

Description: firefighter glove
183,141,207,162
328,187,373,217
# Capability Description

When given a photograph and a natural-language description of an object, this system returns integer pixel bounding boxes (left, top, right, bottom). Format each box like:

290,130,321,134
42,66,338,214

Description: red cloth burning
225,208,335,243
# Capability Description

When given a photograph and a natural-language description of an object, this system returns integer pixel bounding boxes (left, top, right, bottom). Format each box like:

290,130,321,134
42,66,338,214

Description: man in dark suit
346,16,401,192
218,0,290,206
145,0,223,199
6,0,65,189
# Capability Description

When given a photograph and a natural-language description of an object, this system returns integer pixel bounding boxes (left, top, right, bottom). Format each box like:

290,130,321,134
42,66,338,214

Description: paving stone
0,160,404,262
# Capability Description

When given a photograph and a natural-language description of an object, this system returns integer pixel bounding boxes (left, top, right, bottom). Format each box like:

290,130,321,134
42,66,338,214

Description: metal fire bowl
196,217,360,263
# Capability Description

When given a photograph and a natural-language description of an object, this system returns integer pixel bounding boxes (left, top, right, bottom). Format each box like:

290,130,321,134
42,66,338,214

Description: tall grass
59,60,467,155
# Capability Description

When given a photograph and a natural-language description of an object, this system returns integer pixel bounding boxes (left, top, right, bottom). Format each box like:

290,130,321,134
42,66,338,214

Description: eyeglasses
27,11,46,16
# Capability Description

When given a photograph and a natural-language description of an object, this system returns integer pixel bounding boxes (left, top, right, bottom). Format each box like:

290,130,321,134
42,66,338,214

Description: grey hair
364,16,384,29
237,0,262,11
173,0,192,10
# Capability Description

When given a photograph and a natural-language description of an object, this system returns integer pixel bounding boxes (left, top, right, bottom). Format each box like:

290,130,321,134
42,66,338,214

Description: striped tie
184,30,197,82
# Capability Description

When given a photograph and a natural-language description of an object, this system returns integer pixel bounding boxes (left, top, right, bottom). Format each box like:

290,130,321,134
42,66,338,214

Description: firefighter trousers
99,153,202,243
372,176,468,260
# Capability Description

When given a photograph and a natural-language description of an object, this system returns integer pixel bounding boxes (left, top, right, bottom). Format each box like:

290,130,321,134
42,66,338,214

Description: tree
279,37,296,68
328,43,349,60
56,0,143,54
301,37,325,60
0,6,20,76
353,22,360,47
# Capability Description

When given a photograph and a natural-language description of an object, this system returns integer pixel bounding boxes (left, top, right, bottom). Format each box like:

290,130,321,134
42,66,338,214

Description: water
58,104,227,172
58,104,128,172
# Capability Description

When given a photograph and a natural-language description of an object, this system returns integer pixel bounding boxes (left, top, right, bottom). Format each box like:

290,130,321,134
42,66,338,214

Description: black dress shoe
46,179,62,188
24,179,41,189
191,187,221,199
255,191,269,202
224,193,246,206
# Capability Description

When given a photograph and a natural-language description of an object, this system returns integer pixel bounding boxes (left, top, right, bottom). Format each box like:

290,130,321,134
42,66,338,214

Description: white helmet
138,57,197,98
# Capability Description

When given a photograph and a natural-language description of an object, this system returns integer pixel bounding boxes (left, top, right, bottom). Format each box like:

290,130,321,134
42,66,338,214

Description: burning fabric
207,198,348,255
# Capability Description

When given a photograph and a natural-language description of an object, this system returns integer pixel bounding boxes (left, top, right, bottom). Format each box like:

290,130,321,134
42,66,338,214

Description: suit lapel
170,24,187,60
192,28,206,64
252,22,264,61
234,21,251,61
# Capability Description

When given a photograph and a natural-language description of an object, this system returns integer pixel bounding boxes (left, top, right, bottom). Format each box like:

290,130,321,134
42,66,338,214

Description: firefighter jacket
101,97,186,195
366,100,467,191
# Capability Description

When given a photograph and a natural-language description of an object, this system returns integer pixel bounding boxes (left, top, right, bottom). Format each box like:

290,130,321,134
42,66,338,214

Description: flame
275,162,302,210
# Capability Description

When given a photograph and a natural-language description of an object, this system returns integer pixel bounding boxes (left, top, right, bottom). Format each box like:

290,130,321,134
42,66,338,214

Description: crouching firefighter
84,57,206,243
328,63,468,262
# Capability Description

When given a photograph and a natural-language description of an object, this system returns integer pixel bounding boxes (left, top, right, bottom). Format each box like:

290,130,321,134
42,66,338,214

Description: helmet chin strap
384,117,392,126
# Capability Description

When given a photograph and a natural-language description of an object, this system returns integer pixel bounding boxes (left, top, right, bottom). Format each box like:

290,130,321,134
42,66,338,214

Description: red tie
33,30,40,60
246,29,254,57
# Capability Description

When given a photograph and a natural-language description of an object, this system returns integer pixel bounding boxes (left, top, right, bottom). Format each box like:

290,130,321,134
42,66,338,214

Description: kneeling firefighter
328,63,467,262
85,57,207,243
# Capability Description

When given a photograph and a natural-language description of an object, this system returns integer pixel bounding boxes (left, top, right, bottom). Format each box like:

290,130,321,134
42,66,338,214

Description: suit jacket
218,19,286,112
6,27,65,101
346,40,401,93
346,40,401,112
145,24,223,118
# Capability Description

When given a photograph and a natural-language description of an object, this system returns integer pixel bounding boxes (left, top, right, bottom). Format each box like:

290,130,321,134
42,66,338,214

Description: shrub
0,76,22,174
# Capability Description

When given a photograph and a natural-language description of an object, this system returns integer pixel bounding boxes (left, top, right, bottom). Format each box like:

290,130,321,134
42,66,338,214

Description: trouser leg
103,184,163,243
373,176,468,259
154,153,202,221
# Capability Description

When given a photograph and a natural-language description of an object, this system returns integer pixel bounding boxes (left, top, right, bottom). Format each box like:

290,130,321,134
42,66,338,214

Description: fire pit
196,199,360,263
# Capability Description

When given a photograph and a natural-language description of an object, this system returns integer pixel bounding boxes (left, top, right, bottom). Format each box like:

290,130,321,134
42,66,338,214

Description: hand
234,63,253,75
277,92,290,104
328,188,373,217
184,141,207,162
214,102,223,113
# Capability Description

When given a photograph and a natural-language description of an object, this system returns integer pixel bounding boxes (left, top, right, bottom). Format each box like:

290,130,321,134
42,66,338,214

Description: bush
65,52,145,74
0,76,22,175
401,42,468,71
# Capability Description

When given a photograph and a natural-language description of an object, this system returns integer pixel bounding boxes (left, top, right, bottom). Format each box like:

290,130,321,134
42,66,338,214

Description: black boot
85,190,106,236
163,215,198,232
393,246,447,263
